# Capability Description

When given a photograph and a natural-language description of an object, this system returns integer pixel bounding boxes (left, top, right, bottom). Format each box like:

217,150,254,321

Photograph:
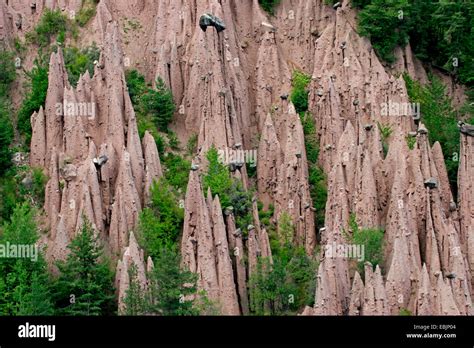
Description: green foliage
26,9,69,49
258,202,275,232
351,0,371,8
0,172,20,222
167,131,180,150
21,167,48,207
290,71,311,114
186,134,198,156
0,167,48,223
203,147,253,231
123,18,143,33
406,134,416,150
258,0,281,15
162,153,190,192
125,69,175,146
354,0,474,86
141,77,175,131
123,248,200,315
357,0,411,63
145,248,199,315
0,101,14,175
53,219,115,315
0,49,16,97
137,117,165,153
377,122,393,158
404,73,462,192
399,307,412,316
349,214,384,275
126,70,175,132
76,0,98,27
301,113,319,163
0,49,16,174
14,38,27,54
277,212,294,245
125,69,147,105
308,167,327,228
203,147,233,206
122,264,146,315
0,204,54,315
408,0,474,86
137,179,184,260
249,215,316,315
300,113,327,229
17,63,49,143
64,43,100,86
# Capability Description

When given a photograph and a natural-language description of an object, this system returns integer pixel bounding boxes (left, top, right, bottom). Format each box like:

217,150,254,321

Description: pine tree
0,204,54,315
20,272,54,315
123,248,199,316
122,264,147,315
146,248,199,315
53,219,115,315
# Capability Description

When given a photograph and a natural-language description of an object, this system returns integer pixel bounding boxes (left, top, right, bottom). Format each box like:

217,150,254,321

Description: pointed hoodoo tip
199,13,226,33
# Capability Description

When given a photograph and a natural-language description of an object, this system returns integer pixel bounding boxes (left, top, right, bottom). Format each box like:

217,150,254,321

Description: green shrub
0,101,14,175
0,172,21,222
126,69,175,140
17,63,49,144
0,49,16,97
203,147,253,231
399,308,412,316
203,147,233,206
14,38,27,54
137,179,184,260
0,203,54,315
125,69,147,106
0,166,48,222
167,131,180,151
357,0,411,63
351,0,371,8
123,247,200,315
308,166,327,228
76,0,99,27
162,153,190,192
258,0,281,15
258,202,275,230
354,1,474,86
300,113,327,230
377,122,393,158
349,214,384,275
406,134,416,150
26,9,68,49
141,77,175,132
64,43,100,86
186,134,198,156
404,73,464,193
249,215,316,315
20,167,48,207
52,219,115,315
290,71,311,115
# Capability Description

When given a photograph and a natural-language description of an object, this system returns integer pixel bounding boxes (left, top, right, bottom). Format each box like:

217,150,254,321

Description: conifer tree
0,204,54,315
53,219,115,316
